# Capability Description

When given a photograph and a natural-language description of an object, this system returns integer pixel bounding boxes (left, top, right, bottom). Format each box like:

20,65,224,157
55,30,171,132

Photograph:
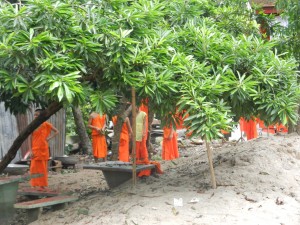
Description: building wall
0,103,66,162
250,0,275,6
0,103,20,162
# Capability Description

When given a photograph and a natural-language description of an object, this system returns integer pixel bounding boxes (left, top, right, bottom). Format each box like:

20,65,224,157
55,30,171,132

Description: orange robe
139,100,148,158
162,126,174,160
136,110,148,160
91,114,107,158
221,129,231,141
256,118,265,130
112,116,130,162
175,111,189,129
276,123,288,133
30,122,52,187
239,118,258,140
256,118,276,134
136,139,148,160
175,113,185,129
178,112,192,138
221,130,229,134
172,130,179,159
239,117,246,132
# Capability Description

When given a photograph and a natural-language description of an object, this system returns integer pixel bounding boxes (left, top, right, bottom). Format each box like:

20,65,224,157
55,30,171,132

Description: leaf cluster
0,0,299,141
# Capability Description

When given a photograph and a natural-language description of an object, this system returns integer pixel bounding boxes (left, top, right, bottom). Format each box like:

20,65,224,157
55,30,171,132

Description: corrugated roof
250,0,276,7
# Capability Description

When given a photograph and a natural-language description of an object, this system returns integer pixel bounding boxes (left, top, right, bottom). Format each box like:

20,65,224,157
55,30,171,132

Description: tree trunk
298,65,300,134
204,139,217,189
289,103,300,134
111,96,132,161
71,106,92,154
0,101,63,173
297,104,300,134
131,88,137,186
111,119,123,161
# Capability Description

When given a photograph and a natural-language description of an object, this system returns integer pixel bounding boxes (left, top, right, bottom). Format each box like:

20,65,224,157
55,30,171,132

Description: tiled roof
250,0,276,7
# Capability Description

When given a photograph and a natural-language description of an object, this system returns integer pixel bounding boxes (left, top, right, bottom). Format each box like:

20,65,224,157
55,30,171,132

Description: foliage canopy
0,0,299,141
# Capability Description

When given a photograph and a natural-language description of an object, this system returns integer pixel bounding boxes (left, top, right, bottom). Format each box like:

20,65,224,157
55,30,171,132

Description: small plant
64,144,73,156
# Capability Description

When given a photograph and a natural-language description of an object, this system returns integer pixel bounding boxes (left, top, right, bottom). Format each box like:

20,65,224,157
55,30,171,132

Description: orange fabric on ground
240,118,258,140
91,114,107,158
138,169,151,177
162,126,174,160
137,159,163,177
30,122,52,187
112,116,130,162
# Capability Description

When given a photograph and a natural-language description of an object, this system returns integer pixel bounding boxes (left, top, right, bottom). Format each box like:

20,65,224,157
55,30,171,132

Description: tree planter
0,178,19,224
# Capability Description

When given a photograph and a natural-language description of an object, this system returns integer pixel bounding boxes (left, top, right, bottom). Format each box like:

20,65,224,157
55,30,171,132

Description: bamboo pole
240,126,243,141
205,138,217,189
131,87,137,187
238,123,245,142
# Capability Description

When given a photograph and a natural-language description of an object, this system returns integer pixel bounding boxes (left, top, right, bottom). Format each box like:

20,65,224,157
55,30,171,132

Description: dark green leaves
0,0,299,135
90,90,118,115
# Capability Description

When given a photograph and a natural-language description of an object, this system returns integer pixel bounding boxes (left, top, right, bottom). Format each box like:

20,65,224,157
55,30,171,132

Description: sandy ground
13,133,300,225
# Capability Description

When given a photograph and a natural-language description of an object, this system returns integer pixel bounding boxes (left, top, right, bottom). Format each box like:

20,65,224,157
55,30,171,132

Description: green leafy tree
276,0,300,133
0,0,118,171
0,0,299,189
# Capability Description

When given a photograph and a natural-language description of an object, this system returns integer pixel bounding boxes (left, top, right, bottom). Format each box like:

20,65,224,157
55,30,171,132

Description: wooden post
240,126,243,141
237,124,245,142
131,87,137,186
205,139,216,189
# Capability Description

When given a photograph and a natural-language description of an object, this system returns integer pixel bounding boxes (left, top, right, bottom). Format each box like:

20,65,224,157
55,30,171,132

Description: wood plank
83,163,155,173
0,177,20,185
14,196,78,209
18,188,61,197
83,162,156,188
0,174,43,186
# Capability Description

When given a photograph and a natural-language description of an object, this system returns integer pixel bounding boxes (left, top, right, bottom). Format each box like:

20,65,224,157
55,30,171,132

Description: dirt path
15,133,300,224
